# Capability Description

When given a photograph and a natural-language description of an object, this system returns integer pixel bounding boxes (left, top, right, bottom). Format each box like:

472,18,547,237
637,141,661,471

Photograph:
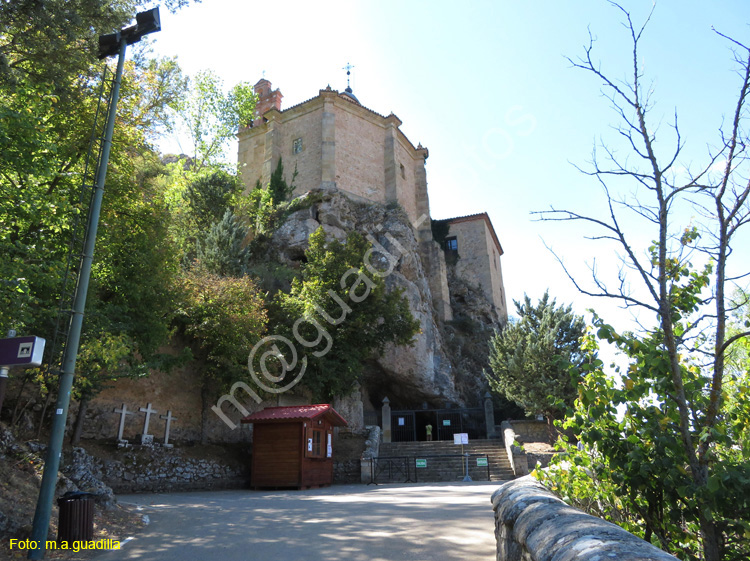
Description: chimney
253,79,283,126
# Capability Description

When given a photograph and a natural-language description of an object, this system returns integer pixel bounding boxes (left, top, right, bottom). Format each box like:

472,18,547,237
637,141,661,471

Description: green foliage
196,210,250,277
184,170,242,232
431,219,450,246
0,1,192,427
177,269,268,388
485,292,587,419
267,157,297,204
537,311,750,560
175,70,256,170
272,228,420,400
240,158,297,237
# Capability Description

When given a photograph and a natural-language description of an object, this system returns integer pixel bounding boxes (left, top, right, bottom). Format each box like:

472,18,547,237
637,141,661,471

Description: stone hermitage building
238,79,508,324
81,79,510,446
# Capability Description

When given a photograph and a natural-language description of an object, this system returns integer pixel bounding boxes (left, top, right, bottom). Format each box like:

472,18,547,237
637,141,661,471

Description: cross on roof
343,62,354,89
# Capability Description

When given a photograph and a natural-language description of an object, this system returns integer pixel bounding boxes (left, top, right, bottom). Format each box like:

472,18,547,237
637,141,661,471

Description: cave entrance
391,408,485,442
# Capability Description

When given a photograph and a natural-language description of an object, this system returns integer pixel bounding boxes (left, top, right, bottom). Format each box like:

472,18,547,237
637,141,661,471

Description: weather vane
343,62,354,90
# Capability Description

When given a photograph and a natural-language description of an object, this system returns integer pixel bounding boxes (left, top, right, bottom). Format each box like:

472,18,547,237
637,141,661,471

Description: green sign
476,457,488,467
416,459,427,468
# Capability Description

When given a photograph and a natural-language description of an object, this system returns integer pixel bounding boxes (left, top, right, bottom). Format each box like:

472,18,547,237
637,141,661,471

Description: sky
146,0,750,337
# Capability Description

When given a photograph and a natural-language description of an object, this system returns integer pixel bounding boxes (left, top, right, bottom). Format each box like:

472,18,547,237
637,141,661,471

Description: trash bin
57,492,95,543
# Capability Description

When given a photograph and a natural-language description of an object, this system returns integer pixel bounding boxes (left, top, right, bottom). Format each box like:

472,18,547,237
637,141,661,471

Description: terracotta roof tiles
240,404,347,426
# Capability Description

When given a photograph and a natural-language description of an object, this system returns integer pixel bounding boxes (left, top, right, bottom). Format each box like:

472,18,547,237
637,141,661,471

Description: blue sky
149,0,750,333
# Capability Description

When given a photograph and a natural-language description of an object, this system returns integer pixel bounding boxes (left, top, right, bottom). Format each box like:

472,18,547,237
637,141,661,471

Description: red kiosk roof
240,404,347,426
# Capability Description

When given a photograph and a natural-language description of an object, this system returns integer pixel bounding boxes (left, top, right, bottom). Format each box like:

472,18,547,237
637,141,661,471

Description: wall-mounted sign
442,419,451,426
307,438,313,452
326,433,332,458
415,459,427,468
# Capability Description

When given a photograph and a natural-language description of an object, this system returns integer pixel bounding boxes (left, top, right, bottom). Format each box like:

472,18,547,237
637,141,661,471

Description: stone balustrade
501,421,529,477
491,477,679,561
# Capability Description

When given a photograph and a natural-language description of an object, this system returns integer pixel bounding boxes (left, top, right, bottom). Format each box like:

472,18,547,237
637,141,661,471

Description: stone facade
238,80,507,325
443,213,507,323
238,81,431,243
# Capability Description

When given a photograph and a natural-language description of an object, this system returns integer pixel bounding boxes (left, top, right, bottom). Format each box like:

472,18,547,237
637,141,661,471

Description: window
312,429,322,457
445,236,458,252
293,137,303,154
399,163,406,179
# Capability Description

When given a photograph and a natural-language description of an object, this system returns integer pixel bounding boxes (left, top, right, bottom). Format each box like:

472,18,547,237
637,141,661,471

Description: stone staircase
374,439,514,483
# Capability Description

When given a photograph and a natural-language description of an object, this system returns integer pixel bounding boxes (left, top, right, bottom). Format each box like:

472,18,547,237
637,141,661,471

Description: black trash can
57,492,95,543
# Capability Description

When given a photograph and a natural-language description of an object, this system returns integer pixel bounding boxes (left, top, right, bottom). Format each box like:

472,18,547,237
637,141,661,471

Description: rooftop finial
343,62,354,91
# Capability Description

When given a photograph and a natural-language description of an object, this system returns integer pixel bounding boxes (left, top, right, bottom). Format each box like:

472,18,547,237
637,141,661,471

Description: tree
196,209,250,277
174,70,256,171
485,292,586,427
272,228,420,400
184,170,242,232
0,2,192,432
176,269,267,442
535,5,750,560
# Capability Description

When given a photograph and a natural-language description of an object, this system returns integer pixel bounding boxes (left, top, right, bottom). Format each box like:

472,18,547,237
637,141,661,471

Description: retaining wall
501,421,529,477
491,477,679,561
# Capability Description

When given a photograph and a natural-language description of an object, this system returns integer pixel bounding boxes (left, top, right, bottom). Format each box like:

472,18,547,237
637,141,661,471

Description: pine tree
485,292,586,422
196,210,249,277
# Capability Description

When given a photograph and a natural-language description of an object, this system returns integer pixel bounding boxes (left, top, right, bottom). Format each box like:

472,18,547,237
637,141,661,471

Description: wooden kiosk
241,404,347,489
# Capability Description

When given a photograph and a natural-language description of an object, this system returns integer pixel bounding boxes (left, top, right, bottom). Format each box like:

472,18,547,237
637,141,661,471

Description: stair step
373,440,515,483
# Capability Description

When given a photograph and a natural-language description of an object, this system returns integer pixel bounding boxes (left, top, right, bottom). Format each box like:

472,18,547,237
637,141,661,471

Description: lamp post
27,9,160,559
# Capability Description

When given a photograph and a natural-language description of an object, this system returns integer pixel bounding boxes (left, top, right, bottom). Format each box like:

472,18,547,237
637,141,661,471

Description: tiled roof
240,404,347,426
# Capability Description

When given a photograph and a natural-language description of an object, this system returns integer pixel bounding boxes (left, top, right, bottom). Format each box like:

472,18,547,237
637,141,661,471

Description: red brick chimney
253,79,283,126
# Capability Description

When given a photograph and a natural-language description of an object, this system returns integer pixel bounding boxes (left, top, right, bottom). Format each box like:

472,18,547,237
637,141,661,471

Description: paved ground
97,482,498,561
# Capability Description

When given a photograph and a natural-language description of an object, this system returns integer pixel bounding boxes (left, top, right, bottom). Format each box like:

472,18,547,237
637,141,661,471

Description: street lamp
28,8,160,560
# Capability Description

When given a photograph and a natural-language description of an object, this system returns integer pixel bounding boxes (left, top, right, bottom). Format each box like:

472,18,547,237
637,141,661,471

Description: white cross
139,402,158,435
113,403,134,441
159,410,177,446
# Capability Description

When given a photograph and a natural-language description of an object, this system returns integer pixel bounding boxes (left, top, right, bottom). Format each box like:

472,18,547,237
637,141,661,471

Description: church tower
237,80,432,245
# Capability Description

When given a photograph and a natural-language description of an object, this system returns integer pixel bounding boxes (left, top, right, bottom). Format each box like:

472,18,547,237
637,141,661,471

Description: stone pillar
381,397,391,443
261,110,282,188
413,144,431,243
383,114,401,206
484,392,497,439
420,240,453,322
320,89,336,190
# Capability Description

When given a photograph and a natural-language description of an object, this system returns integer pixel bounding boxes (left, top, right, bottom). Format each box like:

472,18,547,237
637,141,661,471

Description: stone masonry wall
492,477,679,561
335,103,386,203
448,217,506,323
90,443,249,494
507,420,548,444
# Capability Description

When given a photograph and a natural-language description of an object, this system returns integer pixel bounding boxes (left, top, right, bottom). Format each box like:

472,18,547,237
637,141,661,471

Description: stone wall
237,83,430,232
507,420,548,444
446,215,507,323
80,442,250,494
491,477,679,561
501,421,529,478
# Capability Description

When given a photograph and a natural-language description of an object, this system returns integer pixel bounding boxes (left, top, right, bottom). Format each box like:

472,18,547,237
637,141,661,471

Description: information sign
415,459,427,468
0,336,45,367
476,457,488,467
453,433,469,445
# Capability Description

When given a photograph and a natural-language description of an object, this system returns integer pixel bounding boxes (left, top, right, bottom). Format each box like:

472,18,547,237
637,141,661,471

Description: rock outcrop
261,189,500,410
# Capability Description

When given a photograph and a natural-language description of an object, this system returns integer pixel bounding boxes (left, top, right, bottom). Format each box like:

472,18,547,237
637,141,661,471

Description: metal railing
368,454,491,484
